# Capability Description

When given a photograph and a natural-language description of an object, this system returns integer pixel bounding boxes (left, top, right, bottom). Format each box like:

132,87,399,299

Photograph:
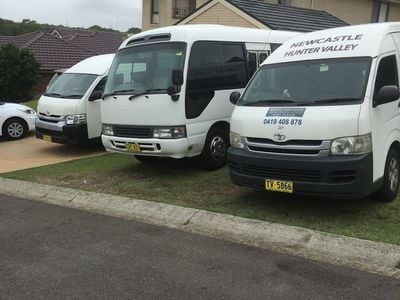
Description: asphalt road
0,194,399,299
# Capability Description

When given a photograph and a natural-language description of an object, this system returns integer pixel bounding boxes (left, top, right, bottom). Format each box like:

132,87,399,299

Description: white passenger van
101,25,299,169
36,54,114,144
228,23,400,201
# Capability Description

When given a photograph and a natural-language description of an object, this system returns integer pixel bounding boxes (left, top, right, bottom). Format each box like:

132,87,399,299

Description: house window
372,1,389,22
172,0,196,19
279,0,292,6
378,2,388,22
151,0,160,24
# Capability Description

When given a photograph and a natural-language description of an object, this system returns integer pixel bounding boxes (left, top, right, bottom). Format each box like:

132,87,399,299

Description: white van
228,22,400,202
101,25,299,169
36,54,114,144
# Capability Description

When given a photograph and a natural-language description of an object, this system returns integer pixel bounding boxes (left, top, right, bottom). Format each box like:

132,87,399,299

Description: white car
0,102,36,140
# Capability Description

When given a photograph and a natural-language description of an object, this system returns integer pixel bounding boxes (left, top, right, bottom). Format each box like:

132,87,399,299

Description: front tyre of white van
201,126,229,171
374,148,400,202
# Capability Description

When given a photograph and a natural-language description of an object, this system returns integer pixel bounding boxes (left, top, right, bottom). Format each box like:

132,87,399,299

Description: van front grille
113,126,152,138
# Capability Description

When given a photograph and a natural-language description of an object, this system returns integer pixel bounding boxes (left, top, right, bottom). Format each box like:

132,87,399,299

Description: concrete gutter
1,177,399,279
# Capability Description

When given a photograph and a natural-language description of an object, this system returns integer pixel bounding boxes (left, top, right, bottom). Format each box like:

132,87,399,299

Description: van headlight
102,124,114,136
152,126,186,139
65,114,86,125
230,132,244,149
330,134,372,155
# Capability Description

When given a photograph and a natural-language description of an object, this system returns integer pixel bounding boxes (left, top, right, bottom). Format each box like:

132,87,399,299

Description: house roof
0,32,98,71
177,0,348,32
0,29,125,72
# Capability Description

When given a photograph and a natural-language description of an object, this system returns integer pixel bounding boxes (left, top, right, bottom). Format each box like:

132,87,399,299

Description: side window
93,76,108,93
221,43,247,89
374,55,398,96
187,42,224,91
259,52,269,65
248,52,257,77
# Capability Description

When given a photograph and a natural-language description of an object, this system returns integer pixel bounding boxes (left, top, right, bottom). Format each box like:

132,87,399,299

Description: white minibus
36,54,114,144
228,23,400,201
101,25,299,169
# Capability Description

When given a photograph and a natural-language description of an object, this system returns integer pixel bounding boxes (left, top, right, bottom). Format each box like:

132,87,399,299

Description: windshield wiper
102,89,137,99
298,98,361,106
242,99,296,106
60,94,83,99
129,89,167,100
44,92,62,97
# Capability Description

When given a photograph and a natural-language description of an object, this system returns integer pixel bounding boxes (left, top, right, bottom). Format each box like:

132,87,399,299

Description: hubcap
388,157,399,192
210,136,226,161
7,122,24,138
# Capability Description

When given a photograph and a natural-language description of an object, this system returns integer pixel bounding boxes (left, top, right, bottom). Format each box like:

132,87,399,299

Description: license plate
126,143,141,153
265,179,293,193
42,135,52,142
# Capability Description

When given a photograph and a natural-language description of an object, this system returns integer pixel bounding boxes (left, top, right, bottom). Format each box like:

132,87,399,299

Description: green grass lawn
2,153,400,245
22,99,39,110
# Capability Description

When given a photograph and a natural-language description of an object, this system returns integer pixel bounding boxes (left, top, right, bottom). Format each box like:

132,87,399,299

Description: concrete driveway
0,134,104,173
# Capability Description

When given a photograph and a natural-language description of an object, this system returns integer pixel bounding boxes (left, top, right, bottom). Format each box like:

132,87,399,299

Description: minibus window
186,41,247,119
104,42,186,96
248,52,257,76
374,55,398,96
239,57,372,106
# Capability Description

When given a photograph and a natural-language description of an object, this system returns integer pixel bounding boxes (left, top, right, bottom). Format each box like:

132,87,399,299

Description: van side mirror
373,85,400,107
230,91,241,105
172,69,183,86
89,90,103,102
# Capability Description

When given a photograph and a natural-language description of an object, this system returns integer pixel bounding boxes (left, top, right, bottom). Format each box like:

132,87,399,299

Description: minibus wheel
374,148,399,202
201,126,229,171
134,155,159,163
3,118,27,140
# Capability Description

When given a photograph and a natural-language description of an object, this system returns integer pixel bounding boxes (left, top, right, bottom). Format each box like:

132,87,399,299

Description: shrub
0,43,40,102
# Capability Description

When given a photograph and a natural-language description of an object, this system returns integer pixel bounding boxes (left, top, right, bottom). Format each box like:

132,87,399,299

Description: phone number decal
263,118,303,126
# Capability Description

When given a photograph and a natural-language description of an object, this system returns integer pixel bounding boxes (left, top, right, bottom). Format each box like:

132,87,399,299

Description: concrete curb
1,177,400,279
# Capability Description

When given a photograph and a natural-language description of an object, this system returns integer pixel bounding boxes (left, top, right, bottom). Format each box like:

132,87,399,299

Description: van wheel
201,126,229,171
3,118,27,140
374,148,399,202
134,155,159,163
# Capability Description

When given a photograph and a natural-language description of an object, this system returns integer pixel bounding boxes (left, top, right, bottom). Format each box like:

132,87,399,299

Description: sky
0,0,142,31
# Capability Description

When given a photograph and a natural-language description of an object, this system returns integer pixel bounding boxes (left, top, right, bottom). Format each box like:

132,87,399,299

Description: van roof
120,25,300,49
266,22,400,64
65,53,115,75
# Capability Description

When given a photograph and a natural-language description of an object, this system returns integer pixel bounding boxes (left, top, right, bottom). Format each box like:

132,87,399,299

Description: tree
0,44,40,102
126,27,141,35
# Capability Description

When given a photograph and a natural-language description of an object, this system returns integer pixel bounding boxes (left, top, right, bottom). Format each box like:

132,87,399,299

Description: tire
201,126,229,171
134,155,159,163
2,118,27,140
374,148,400,202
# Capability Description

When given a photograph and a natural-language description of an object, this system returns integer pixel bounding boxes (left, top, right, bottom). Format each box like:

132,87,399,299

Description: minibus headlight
153,126,186,139
331,134,372,155
102,124,114,136
230,132,244,149
65,114,86,125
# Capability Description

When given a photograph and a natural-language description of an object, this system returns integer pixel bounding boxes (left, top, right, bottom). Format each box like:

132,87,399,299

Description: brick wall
185,3,258,28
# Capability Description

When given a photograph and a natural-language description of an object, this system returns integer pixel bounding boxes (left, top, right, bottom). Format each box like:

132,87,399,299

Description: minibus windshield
44,73,97,99
239,57,372,106
104,42,186,97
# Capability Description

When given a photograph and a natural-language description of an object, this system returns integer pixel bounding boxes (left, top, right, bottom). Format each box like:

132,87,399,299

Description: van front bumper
228,148,376,199
36,122,88,144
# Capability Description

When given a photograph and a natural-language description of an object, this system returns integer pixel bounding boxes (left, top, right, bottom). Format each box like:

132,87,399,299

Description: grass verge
2,153,400,245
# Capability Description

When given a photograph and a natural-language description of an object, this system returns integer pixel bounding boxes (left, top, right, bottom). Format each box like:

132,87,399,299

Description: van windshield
104,42,186,97
239,57,372,106
44,73,97,99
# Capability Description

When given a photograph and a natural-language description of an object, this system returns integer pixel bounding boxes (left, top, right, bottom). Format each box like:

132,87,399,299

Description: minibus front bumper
102,135,192,159
228,148,375,199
